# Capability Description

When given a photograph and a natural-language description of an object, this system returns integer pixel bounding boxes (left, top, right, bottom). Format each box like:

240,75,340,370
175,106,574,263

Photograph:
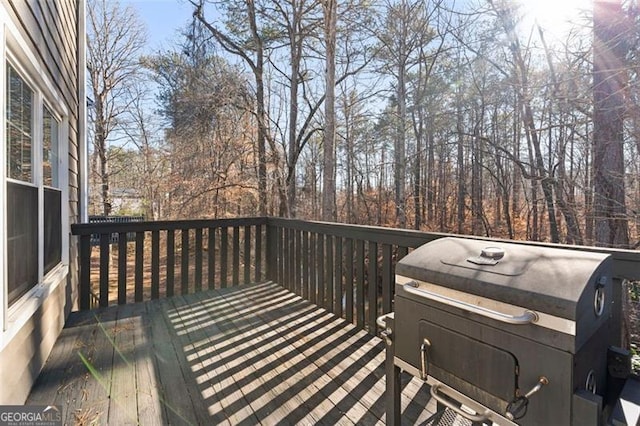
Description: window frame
0,9,70,341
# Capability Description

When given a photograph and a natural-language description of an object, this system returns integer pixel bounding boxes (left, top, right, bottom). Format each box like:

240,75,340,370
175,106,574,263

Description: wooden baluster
118,232,127,304
255,224,262,282
195,228,203,292
232,227,240,286
166,230,175,297
334,236,343,318
368,241,378,333
382,244,393,314
345,238,354,323
135,231,144,302
151,230,160,299
356,239,365,328
181,229,189,294
317,233,325,305
220,227,228,288
244,225,251,284
302,231,309,300
207,227,216,289
326,236,334,312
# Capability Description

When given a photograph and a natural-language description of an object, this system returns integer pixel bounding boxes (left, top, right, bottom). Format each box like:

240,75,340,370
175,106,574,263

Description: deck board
27,282,436,425
131,302,166,424
108,303,139,425
70,307,118,424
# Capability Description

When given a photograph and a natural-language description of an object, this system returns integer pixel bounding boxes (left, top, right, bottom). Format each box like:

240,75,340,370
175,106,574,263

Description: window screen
7,181,38,305
44,188,62,274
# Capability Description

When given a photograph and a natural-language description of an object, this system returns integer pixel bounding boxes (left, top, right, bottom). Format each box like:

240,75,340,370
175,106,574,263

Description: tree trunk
322,0,337,221
395,62,407,228
426,130,435,224
593,0,630,248
94,100,111,216
248,0,268,216
412,110,423,230
456,94,465,234
491,2,558,242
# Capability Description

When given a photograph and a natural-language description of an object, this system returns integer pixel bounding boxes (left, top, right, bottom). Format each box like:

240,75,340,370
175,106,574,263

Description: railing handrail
72,217,268,235
72,216,640,279
266,217,448,247
268,217,640,280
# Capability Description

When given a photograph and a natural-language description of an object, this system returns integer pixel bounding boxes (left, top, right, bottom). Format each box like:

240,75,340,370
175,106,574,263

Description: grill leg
384,317,401,425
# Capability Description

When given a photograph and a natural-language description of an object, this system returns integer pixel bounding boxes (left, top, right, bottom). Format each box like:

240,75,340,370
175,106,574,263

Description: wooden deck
27,282,436,425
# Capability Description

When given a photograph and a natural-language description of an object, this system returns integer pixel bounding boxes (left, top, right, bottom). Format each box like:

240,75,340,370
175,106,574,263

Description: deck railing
266,218,447,333
72,216,640,335
72,217,267,310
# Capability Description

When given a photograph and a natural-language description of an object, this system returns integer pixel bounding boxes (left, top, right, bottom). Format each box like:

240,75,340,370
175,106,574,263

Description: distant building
111,188,144,215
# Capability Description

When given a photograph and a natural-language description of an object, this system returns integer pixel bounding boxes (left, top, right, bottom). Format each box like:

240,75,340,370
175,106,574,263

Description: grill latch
506,376,549,420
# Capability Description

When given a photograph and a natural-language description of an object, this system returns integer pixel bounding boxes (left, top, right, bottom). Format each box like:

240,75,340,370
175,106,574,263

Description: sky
123,0,592,53
126,0,196,53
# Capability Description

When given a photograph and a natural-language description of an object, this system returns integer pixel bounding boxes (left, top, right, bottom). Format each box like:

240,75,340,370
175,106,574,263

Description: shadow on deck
27,282,436,425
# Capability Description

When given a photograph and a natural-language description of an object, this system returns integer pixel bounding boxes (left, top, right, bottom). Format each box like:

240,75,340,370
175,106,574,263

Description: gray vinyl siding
0,282,66,403
0,0,80,404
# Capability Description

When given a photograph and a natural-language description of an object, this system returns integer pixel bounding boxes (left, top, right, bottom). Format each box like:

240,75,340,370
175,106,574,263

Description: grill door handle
430,384,491,422
402,283,538,325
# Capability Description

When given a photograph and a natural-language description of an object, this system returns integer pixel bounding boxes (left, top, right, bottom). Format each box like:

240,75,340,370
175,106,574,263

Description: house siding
0,281,66,403
0,0,80,404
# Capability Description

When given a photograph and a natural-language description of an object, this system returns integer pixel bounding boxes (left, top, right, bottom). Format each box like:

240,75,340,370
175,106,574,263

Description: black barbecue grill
380,237,635,425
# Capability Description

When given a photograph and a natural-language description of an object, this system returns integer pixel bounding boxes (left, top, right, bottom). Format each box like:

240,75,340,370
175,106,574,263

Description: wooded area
87,0,640,248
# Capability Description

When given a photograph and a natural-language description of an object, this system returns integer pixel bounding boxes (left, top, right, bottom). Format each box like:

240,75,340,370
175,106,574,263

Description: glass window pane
6,64,33,183
7,123,21,178
43,106,59,187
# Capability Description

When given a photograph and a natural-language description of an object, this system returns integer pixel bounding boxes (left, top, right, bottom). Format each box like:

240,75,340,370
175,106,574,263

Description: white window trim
0,3,70,350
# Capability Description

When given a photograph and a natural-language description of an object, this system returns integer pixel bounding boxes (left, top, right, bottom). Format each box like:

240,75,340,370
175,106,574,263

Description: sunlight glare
519,0,591,39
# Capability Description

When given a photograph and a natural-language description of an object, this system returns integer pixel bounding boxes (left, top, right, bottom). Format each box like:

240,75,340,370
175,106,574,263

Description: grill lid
396,237,612,321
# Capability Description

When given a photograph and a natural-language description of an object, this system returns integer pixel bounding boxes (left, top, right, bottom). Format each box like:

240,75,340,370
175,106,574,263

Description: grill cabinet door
419,320,518,402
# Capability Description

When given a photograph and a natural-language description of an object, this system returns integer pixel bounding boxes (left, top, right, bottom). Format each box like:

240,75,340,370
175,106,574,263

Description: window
6,64,32,183
5,62,64,306
43,106,59,187
44,106,61,274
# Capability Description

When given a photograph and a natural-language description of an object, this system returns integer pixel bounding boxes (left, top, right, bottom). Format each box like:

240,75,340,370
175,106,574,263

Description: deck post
79,234,91,310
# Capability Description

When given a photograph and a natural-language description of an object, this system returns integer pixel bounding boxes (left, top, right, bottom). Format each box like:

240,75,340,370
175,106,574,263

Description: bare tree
377,0,436,228
192,0,271,216
488,0,560,242
87,0,146,215
120,83,169,220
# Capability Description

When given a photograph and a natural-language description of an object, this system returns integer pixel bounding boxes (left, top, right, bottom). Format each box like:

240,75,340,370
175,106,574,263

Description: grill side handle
402,282,539,325
430,384,492,422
